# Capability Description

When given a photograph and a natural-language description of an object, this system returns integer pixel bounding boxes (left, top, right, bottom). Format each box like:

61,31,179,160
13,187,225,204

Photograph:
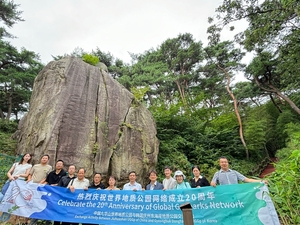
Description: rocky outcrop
13,57,159,186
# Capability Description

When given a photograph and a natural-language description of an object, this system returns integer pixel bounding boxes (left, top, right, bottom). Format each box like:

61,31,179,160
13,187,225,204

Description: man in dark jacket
146,170,164,190
45,160,66,186
53,165,77,225
89,172,106,189
57,165,76,187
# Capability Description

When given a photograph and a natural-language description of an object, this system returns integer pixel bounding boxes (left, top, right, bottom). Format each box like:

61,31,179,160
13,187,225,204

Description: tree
122,33,204,108
204,40,249,159
233,81,263,108
159,33,204,106
0,40,43,120
0,0,23,38
243,106,269,159
127,49,173,104
210,0,300,115
246,51,300,115
0,0,43,120
92,48,114,68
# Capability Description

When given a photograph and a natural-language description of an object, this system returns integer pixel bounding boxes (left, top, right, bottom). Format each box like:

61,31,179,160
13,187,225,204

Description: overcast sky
7,0,233,65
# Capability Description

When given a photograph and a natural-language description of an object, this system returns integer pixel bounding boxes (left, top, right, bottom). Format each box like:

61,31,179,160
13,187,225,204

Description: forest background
0,0,300,224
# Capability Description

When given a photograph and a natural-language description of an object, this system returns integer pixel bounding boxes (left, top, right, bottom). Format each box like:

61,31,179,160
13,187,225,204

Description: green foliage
0,154,14,184
82,54,99,66
93,142,99,154
0,131,16,153
0,120,18,133
0,122,18,185
157,150,191,181
275,111,297,148
151,99,253,180
92,48,114,67
0,120,17,155
0,1,43,120
122,122,133,129
0,0,23,38
233,81,262,106
120,33,205,106
0,40,43,120
211,0,300,116
268,125,300,224
276,123,300,159
229,158,258,177
243,106,268,160
131,86,150,104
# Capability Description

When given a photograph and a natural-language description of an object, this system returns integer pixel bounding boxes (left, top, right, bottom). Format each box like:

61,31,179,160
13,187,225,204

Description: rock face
14,57,159,187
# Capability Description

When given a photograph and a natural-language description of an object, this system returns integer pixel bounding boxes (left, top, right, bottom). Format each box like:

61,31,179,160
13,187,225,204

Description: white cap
174,170,186,179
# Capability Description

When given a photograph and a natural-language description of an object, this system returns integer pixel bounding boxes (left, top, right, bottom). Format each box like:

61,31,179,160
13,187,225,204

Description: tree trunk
218,65,249,160
175,79,187,106
7,91,12,120
270,94,283,113
5,82,13,120
254,76,300,115
0,108,5,119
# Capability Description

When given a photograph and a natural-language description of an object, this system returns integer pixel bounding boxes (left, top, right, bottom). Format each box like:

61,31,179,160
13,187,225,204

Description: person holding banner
27,154,52,184
123,171,142,191
65,168,89,225
57,165,77,187
53,165,77,225
190,165,210,188
45,160,66,186
3,153,32,193
210,156,268,187
106,176,120,190
28,154,52,225
89,173,106,189
44,160,66,225
67,168,89,192
0,153,32,224
162,166,176,190
146,170,164,190
173,170,191,189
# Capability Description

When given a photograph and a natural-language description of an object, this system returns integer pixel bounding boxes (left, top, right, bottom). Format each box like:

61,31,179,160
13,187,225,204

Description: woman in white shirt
7,153,32,181
0,153,32,224
106,176,120,190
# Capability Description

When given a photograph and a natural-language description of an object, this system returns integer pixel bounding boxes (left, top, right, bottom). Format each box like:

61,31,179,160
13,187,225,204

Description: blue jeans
0,192,3,202
0,212,11,222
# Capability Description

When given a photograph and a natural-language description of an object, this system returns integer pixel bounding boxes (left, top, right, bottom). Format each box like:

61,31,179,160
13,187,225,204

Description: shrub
268,123,300,224
82,54,99,66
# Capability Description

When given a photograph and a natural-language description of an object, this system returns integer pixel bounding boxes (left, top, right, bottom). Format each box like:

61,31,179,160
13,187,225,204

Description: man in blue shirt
123,171,142,191
211,156,267,186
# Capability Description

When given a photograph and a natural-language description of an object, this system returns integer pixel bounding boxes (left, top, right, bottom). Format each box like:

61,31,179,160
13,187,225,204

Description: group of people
0,153,267,225
124,157,267,191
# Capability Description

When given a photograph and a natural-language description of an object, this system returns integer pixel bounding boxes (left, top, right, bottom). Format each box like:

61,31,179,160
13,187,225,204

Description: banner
0,180,280,225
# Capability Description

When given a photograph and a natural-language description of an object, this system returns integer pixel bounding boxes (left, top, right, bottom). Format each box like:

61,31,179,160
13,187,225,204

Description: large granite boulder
13,57,159,187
